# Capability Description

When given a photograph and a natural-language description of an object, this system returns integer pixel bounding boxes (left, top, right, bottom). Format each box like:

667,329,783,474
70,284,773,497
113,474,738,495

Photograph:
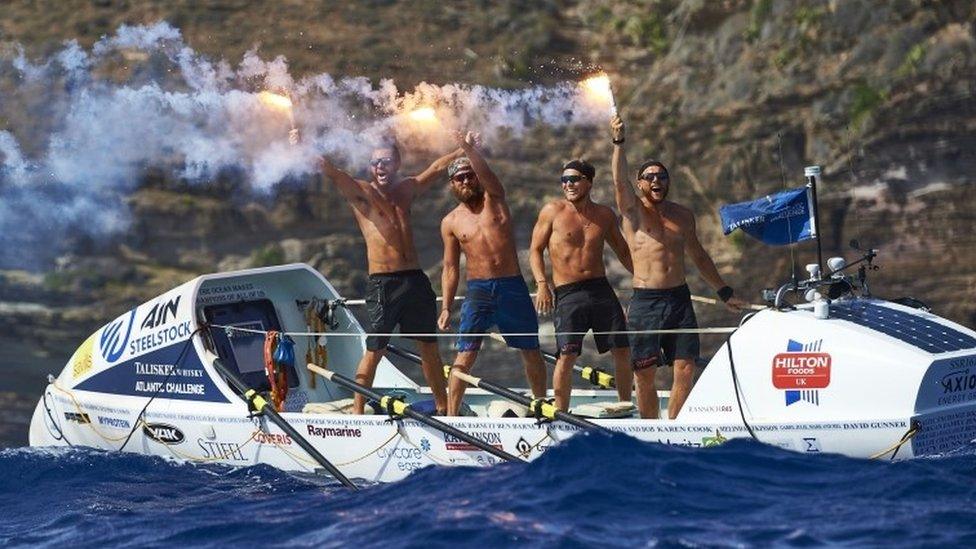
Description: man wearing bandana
439,131,547,416
610,114,746,419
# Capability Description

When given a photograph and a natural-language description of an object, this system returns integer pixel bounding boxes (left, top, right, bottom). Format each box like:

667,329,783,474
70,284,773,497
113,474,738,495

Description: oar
306,363,521,463
449,369,609,433
211,359,358,489
484,332,616,390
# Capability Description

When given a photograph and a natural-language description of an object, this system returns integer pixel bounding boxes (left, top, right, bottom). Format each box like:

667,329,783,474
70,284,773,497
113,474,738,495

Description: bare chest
453,208,509,244
552,210,603,248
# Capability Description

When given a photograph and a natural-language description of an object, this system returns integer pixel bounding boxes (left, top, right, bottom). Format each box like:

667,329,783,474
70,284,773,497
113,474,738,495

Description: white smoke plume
0,22,611,269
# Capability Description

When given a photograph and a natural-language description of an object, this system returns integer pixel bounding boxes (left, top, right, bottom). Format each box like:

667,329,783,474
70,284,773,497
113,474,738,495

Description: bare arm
413,147,465,194
529,204,555,313
438,216,462,330
455,131,505,200
684,211,727,291
605,210,634,274
610,115,638,225
320,156,369,206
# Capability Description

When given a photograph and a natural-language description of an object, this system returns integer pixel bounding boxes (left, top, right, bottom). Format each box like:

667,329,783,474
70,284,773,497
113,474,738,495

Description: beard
452,184,484,204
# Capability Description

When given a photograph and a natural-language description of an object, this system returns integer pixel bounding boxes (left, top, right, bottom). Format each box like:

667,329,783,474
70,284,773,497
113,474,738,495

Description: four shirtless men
321,115,743,419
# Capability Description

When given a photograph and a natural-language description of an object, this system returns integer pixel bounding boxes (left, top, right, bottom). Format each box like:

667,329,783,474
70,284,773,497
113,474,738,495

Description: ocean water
2,434,975,548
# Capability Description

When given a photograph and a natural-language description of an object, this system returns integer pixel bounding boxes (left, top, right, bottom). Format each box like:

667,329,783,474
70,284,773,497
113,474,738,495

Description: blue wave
3,434,976,548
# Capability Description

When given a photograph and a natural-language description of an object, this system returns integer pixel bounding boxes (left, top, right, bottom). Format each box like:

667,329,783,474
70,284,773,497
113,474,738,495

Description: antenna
778,133,799,292
805,165,824,275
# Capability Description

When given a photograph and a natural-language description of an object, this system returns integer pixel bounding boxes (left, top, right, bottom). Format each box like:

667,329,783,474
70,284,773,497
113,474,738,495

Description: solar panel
829,301,976,354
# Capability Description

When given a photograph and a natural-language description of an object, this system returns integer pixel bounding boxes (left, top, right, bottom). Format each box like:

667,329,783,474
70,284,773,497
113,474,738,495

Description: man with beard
320,140,463,415
610,115,746,419
439,131,547,416
528,160,635,413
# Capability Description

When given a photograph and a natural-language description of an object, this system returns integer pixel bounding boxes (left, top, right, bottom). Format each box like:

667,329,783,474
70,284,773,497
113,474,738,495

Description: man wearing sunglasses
528,160,635,412
439,131,547,416
319,140,464,415
610,114,746,419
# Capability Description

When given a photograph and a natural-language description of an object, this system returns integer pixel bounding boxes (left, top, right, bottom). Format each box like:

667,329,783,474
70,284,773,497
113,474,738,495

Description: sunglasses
560,175,587,184
452,172,476,183
370,157,395,167
639,172,669,182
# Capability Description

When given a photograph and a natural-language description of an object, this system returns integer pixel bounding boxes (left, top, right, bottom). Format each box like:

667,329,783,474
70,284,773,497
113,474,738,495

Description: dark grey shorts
628,284,700,370
364,270,438,351
553,277,628,355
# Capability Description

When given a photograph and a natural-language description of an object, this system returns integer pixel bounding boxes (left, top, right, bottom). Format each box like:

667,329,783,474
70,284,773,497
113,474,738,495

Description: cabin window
202,299,299,391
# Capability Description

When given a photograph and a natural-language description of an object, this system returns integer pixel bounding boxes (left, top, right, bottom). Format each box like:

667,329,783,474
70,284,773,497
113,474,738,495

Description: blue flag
719,187,815,245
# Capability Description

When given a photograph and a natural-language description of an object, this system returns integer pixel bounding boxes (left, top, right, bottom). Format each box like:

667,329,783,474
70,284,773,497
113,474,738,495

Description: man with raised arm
529,159,635,413
320,140,461,415
439,131,547,416
610,114,745,419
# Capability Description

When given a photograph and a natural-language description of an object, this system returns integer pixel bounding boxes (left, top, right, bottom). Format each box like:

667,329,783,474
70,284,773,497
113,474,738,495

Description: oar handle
450,369,609,433
485,333,616,389
212,359,357,489
307,363,521,463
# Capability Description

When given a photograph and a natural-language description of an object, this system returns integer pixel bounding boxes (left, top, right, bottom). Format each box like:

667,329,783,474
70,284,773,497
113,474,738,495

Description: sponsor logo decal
941,369,976,395
100,309,137,363
516,437,532,456
803,437,822,452
773,339,831,406
252,431,292,446
443,431,503,451
141,296,181,330
143,422,185,444
701,430,727,447
64,412,91,424
98,416,132,429
306,425,362,438
70,334,96,379
198,438,246,462
420,438,431,452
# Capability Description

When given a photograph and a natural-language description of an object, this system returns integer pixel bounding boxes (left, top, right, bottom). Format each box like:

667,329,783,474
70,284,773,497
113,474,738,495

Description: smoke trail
0,22,610,269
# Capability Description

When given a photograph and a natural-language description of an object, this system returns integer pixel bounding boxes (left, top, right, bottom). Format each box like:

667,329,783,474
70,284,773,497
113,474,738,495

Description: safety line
207,324,739,338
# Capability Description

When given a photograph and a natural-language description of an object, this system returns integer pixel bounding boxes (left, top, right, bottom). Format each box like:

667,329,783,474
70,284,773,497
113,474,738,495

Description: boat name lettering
140,295,181,330
98,416,131,429
129,321,192,355
198,439,246,462
143,423,185,444
306,425,362,438
252,431,292,445
377,447,423,460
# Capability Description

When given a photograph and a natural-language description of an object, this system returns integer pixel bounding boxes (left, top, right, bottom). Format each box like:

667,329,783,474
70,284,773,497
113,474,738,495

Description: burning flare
258,91,293,111
581,73,617,116
407,107,438,123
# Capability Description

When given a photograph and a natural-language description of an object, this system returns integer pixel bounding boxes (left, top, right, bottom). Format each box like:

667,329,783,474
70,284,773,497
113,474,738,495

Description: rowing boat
28,260,976,483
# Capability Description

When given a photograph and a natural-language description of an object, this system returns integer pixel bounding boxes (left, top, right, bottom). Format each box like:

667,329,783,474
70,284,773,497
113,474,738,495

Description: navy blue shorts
553,277,629,355
456,276,540,352
628,284,700,370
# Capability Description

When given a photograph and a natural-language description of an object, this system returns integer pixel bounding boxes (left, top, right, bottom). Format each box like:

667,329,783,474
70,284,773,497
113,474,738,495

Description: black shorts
628,284,700,370
364,270,438,351
554,277,629,355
